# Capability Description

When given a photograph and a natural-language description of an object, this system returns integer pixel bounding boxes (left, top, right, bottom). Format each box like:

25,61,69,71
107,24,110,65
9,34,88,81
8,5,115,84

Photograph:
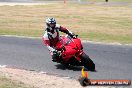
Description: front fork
74,50,84,62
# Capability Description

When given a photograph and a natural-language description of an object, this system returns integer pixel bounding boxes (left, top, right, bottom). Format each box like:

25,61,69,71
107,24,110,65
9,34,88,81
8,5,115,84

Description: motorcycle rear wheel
81,53,95,71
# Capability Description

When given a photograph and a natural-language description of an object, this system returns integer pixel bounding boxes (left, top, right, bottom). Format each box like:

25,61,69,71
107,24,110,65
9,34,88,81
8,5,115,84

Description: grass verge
88,0,132,2
0,76,31,88
0,3,132,44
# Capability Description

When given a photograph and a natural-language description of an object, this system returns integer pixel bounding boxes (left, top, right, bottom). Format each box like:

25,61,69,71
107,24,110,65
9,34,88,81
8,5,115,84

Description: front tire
81,53,95,71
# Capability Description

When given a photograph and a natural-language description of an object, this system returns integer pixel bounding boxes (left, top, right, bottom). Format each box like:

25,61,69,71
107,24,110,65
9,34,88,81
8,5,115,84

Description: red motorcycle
52,35,95,71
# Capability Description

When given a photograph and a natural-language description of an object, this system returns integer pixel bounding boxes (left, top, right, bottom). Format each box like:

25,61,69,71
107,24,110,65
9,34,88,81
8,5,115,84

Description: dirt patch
0,67,118,88
0,67,84,88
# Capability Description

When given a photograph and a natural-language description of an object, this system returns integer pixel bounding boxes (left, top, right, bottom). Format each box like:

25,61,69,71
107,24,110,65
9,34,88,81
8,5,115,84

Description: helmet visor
49,23,56,28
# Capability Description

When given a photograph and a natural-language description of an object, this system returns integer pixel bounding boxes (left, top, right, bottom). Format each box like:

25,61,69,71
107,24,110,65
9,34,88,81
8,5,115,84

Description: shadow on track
55,64,97,72
55,64,82,71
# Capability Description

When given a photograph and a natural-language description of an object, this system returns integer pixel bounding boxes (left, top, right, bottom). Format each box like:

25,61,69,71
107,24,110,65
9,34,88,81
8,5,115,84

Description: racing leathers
42,24,75,62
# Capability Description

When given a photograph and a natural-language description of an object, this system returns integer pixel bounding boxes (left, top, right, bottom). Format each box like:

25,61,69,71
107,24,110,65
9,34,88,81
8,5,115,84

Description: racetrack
0,36,132,80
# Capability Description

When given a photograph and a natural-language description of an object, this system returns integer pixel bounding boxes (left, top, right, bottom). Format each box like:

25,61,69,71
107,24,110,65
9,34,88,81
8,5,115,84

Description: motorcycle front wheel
81,53,95,71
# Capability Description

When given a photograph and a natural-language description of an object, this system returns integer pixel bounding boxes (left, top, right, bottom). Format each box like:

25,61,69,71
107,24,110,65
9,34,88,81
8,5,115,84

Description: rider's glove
53,50,61,57
69,33,77,39
52,50,61,62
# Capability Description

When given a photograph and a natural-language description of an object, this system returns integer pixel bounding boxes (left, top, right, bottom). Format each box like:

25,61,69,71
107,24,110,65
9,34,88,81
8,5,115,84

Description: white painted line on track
39,71,47,74
0,65,7,68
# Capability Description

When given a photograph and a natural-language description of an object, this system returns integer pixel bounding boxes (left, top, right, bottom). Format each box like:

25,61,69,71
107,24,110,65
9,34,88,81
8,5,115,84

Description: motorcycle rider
42,17,77,62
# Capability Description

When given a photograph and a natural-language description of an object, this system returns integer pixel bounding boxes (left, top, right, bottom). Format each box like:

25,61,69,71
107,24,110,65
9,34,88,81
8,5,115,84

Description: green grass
82,0,132,2
80,32,132,44
0,4,132,44
0,76,31,88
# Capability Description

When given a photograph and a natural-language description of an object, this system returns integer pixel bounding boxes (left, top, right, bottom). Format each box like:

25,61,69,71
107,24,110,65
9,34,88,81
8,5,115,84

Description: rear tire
81,53,95,71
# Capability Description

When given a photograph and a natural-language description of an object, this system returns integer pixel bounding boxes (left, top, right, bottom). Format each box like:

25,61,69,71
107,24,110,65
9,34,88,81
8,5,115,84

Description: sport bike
52,35,95,71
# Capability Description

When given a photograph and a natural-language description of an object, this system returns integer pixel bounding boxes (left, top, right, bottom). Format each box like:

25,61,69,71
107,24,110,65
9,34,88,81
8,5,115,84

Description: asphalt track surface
0,36,132,81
